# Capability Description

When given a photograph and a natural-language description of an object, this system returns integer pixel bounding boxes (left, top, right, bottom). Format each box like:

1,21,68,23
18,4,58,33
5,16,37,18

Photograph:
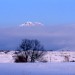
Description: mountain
19,22,44,27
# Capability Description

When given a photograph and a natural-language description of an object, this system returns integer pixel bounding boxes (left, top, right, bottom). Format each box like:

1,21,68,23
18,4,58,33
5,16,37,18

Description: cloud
0,25,75,50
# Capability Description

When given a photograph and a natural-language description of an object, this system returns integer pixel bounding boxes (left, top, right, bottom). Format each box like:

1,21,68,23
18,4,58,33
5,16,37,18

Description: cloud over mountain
0,25,75,50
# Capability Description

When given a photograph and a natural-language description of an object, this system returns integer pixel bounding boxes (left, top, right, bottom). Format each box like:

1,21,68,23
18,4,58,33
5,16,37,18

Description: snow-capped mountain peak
19,22,44,27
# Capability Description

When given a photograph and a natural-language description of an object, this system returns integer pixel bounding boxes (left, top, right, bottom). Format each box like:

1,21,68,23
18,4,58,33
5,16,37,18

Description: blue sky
0,0,75,27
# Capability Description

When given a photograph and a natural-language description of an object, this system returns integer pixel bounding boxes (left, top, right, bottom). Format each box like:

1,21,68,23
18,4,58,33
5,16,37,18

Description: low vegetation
15,39,45,63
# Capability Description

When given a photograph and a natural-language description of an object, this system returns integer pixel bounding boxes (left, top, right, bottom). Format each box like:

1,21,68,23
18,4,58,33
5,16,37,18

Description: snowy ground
0,63,75,75
0,51,15,63
0,51,75,63
0,51,75,75
39,51,75,62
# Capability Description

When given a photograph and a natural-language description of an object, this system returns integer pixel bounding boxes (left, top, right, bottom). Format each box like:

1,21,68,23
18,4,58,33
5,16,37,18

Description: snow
0,51,15,63
0,63,75,75
19,21,44,27
39,51,75,62
0,51,75,63
0,51,75,75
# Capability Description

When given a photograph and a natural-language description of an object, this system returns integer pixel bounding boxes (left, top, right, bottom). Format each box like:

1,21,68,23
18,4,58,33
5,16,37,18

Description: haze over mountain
0,22,75,50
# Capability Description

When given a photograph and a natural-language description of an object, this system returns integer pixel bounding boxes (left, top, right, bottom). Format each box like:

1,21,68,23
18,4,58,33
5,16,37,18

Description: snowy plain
0,51,75,75
0,51,75,63
0,63,75,75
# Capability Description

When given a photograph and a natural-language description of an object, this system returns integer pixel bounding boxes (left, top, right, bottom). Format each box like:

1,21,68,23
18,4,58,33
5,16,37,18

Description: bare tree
15,39,44,62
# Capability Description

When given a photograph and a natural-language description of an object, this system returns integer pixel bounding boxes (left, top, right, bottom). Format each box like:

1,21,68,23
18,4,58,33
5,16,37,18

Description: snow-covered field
0,51,75,63
0,63,75,75
0,51,15,63
41,51,75,62
0,51,75,75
